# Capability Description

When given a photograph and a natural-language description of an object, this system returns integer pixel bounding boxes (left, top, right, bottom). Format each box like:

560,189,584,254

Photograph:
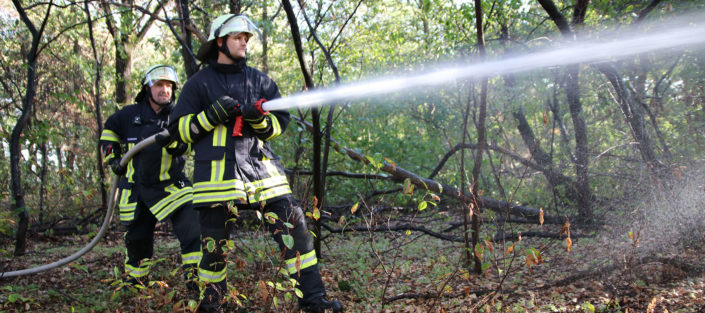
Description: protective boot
296,266,343,312
198,280,227,313
299,296,343,313
121,275,148,290
183,265,199,292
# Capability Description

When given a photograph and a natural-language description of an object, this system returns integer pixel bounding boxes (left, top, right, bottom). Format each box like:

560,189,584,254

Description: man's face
223,32,249,59
150,80,173,106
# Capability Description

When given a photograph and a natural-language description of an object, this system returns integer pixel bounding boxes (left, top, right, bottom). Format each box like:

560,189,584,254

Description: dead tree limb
292,116,566,224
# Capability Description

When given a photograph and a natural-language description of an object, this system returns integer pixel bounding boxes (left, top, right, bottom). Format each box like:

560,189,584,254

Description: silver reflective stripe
198,268,226,283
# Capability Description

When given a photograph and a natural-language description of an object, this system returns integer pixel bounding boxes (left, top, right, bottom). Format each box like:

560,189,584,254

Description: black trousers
198,196,325,303
124,201,201,277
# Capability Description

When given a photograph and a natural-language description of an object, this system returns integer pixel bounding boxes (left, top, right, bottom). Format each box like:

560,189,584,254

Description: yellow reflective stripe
150,185,193,221
210,156,225,182
193,190,247,204
193,179,247,204
197,111,215,132
159,148,172,181
265,115,282,141
125,259,152,278
212,125,226,147
179,115,193,143
118,189,136,222
182,251,202,265
285,250,317,275
125,143,135,183
248,185,292,203
260,157,280,177
100,129,120,142
244,175,289,191
249,117,269,130
194,179,245,191
103,153,116,163
198,267,226,283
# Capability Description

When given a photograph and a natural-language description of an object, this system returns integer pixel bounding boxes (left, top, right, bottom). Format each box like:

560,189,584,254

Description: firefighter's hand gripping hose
0,130,167,278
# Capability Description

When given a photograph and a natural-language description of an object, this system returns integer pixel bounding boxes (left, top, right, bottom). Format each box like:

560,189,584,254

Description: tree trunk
470,0,487,274
598,63,662,170
114,43,133,105
538,0,593,221
565,66,592,221
177,0,199,78
86,1,108,211
513,106,577,200
282,0,324,256
260,2,270,74
10,0,51,256
39,142,47,225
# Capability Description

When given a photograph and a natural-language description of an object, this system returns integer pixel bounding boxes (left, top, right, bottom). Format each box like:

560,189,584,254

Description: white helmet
196,14,260,62
135,64,179,103
142,64,179,87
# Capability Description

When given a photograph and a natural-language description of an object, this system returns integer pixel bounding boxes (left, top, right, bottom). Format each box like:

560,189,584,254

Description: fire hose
0,130,166,278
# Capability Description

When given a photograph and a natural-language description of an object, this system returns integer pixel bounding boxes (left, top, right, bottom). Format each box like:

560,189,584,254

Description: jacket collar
210,58,247,73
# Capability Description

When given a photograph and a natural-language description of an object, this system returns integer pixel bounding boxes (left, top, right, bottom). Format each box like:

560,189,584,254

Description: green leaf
418,201,428,211
481,261,491,271
282,234,294,249
72,264,88,273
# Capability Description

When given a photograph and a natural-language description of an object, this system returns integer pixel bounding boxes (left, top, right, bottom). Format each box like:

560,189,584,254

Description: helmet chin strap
218,40,242,63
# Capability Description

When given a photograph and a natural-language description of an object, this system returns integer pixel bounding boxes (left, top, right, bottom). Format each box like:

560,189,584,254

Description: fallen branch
286,169,399,181
320,221,584,243
292,116,565,224
384,288,495,304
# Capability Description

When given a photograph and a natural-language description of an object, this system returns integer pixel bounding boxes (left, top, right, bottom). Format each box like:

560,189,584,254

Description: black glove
242,98,269,122
205,96,240,125
166,142,188,156
108,158,126,176
154,131,173,147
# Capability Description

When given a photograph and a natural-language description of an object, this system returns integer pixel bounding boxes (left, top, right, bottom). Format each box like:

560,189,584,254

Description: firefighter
164,14,342,313
100,64,201,290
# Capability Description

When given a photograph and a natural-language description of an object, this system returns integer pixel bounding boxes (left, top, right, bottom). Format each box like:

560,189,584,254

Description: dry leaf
258,280,268,302
484,239,494,254
565,237,573,252
295,250,302,275
561,220,571,237
506,243,515,255
403,180,414,195
350,202,359,214
539,208,544,226
543,111,549,125
384,157,396,170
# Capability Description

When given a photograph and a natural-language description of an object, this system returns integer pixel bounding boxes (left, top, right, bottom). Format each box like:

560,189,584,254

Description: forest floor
2,204,705,313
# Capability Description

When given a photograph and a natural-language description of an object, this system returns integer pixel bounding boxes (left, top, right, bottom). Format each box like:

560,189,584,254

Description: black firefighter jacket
100,99,193,222
170,59,292,207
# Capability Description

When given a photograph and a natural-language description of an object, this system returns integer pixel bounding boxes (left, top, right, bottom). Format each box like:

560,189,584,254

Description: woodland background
2,0,705,312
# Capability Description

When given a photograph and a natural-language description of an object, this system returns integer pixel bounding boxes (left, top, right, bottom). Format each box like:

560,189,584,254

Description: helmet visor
144,65,179,87
213,14,261,40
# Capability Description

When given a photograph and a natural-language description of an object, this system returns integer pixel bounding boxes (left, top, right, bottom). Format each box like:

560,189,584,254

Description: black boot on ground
183,267,199,292
121,275,148,290
197,281,228,313
299,296,343,313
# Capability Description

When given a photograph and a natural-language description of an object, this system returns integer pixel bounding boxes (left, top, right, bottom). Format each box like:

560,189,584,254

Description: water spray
263,19,705,112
